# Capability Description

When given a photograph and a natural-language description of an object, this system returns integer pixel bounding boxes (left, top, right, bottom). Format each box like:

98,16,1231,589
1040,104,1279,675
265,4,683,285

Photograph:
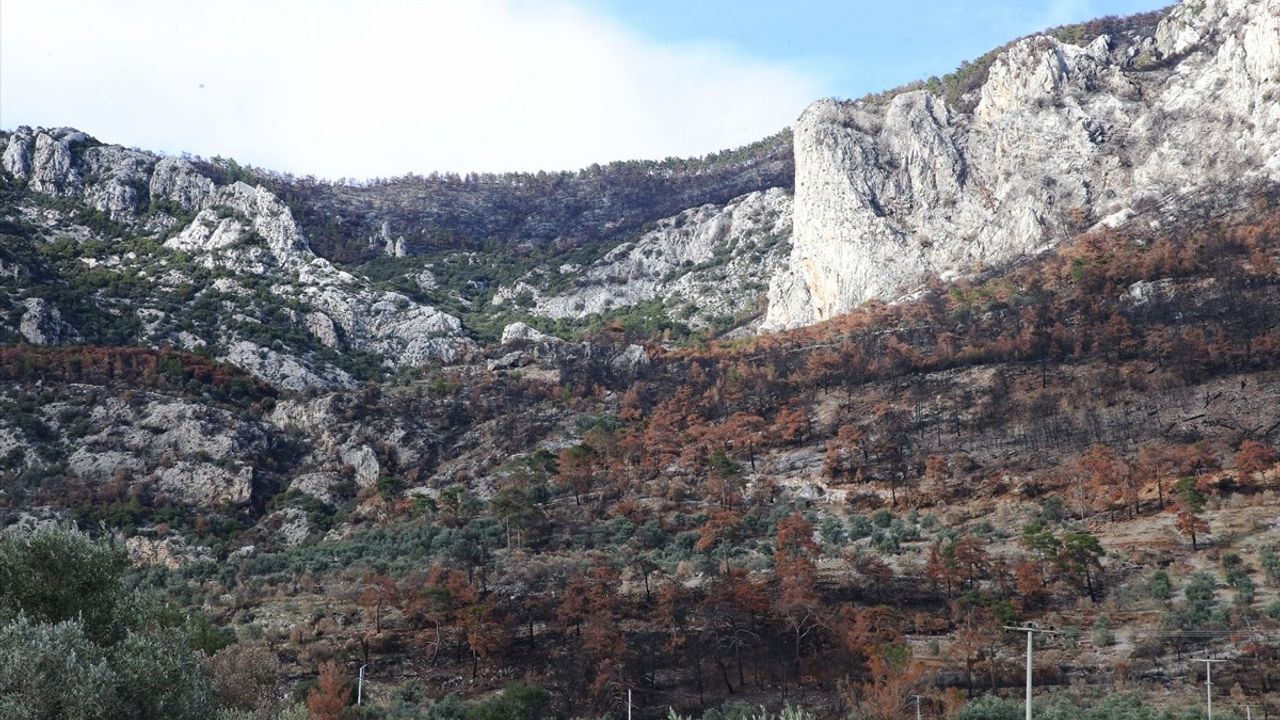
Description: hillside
2,0,1280,719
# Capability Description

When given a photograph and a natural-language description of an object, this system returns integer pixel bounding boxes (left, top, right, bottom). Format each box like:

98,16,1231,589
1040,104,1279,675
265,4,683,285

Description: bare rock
764,0,1280,329
501,322,557,345
341,443,380,488
289,472,342,504
156,461,253,507
126,534,212,569
18,298,79,345
221,340,355,392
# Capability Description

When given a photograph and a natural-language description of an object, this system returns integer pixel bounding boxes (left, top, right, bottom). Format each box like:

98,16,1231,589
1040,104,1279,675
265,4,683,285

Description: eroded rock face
764,0,1280,329
288,471,343,504
126,534,212,569
222,340,356,392
63,396,268,508
500,322,557,346
157,461,253,507
0,128,474,388
18,298,80,345
493,188,792,330
3,127,157,222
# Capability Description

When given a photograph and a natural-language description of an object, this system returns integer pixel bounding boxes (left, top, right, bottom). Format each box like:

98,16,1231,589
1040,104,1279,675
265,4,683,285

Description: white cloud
0,0,823,178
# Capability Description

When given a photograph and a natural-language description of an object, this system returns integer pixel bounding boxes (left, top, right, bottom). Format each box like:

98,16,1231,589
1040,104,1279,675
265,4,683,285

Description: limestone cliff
764,0,1280,329
492,188,791,331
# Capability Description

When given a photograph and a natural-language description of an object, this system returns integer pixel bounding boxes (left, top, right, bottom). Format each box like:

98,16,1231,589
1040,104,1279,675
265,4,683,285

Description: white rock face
764,0,1280,329
222,340,356,392
18,298,79,345
156,461,253,507
63,395,265,508
289,471,342,504
501,321,557,345
3,127,157,221
495,188,792,329
267,507,312,547
149,156,216,211
341,443,380,488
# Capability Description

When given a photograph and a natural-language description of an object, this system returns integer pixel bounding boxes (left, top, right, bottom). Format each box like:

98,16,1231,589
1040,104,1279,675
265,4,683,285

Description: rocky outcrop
487,324,650,386
764,0,1280,329
222,340,356,392
126,534,212,569
63,395,268,507
500,322,557,345
341,443,381,489
18,298,79,345
3,127,157,222
1,128,475,388
289,471,343,504
494,188,792,329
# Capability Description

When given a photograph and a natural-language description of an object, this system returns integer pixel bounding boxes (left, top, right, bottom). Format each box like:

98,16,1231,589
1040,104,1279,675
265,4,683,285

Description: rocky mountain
490,187,792,332
1,128,475,389
764,0,1280,328
262,131,793,265
5,1,1280,717
4,1,1278,364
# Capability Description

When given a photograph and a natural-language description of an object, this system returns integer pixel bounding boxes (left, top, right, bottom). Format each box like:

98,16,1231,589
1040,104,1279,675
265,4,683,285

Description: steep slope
6,2,1280,715
263,131,793,265
490,187,792,333
0,128,474,389
764,0,1280,329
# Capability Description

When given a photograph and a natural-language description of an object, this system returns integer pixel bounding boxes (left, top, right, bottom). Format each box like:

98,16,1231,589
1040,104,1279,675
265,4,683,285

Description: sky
1,0,1169,179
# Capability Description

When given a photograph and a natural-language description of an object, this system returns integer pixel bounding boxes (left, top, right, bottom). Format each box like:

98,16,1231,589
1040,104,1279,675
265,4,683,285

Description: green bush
0,525,141,644
465,684,551,720
956,695,1022,720
1147,570,1172,602
0,526,217,720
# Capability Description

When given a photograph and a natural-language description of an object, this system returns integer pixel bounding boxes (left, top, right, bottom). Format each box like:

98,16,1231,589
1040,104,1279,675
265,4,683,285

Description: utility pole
1193,658,1224,720
357,664,368,706
627,689,632,720
1005,625,1062,720
912,694,923,720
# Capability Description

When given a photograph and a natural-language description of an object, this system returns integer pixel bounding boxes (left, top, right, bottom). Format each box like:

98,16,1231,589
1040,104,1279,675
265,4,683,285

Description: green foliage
0,526,141,644
1266,600,1280,621
464,684,551,720
1222,554,1255,605
378,474,408,500
1166,571,1225,630
847,514,873,540
956,695,1023,720
958,692,1212,720
426,694,468,720
109,628,216,719
0,527,217,720
1091,615,1114,647
0,616,117,720
1174,477,1206,512
187,611,236,655
871,509,893,528
1147,570,1172,602
818,515,847,545
1261,546,1280,586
